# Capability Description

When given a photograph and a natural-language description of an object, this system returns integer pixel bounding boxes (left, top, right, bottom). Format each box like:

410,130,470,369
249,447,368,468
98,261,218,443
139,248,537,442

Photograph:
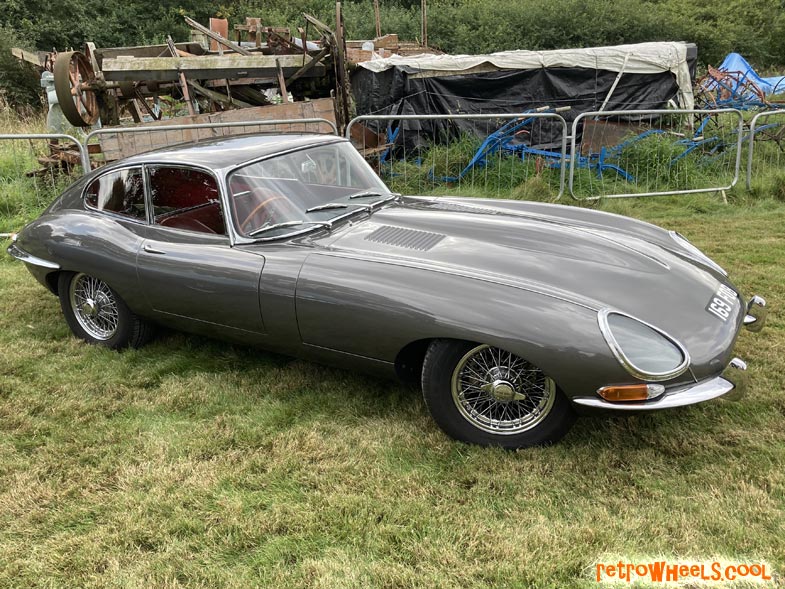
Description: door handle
143,243,166,255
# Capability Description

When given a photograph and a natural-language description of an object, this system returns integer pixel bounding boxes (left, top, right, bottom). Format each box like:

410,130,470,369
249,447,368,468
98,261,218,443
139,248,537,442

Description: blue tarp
717,53,785,96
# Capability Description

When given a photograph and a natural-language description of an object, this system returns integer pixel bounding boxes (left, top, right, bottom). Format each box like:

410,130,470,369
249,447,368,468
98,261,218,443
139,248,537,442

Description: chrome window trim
82,164,148,224
668,230,727,277
144,163,228,236
597,308,691,382
225,138,392,243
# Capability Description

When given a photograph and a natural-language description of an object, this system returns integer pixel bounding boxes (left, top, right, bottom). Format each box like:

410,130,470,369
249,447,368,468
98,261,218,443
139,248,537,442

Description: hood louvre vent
365,225,445,251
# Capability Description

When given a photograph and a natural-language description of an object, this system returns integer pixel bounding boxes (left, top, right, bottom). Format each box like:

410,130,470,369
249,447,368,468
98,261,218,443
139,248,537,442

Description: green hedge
2,0,784,107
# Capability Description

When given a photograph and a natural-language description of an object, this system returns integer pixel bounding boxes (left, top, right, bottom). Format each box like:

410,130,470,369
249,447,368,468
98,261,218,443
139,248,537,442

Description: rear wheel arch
57,271,154,349
45,271,61,295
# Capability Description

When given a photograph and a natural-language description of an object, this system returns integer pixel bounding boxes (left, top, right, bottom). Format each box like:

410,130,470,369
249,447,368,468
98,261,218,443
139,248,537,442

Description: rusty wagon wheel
54,51,100,127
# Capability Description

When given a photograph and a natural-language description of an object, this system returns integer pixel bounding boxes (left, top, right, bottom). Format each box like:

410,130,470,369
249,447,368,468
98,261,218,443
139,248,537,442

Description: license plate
705,284,738,322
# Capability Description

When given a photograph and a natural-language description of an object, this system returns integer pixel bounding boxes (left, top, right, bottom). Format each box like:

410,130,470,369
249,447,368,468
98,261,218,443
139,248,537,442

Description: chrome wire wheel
68,273,120,341
450,344,556,435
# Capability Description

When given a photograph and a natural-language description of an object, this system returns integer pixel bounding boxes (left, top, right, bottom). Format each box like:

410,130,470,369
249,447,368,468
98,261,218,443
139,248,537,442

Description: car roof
117,133,345,171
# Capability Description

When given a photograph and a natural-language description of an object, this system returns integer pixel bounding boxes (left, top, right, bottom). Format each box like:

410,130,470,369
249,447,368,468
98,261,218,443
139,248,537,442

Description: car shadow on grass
124,330,757,464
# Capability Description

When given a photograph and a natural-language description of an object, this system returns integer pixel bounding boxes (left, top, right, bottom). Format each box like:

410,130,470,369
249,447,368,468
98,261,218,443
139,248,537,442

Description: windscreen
228,141,391,238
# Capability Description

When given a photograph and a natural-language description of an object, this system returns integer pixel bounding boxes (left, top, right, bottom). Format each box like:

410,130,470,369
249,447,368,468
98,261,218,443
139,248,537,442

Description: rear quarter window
84,167,146,220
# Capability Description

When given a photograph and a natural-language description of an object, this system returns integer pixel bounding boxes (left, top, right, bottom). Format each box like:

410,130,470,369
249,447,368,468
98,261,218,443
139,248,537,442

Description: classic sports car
8,134,768,448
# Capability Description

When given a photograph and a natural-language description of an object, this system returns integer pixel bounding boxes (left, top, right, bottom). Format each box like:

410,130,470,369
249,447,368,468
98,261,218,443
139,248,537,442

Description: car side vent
365,226,445,251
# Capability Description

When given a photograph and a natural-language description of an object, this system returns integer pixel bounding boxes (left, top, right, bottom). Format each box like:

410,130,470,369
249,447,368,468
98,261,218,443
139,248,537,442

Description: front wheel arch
421,339,576,448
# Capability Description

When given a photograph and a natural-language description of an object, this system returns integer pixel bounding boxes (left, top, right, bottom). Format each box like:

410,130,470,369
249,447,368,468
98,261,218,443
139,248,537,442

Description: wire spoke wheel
68,273,120,341
450,344,556,435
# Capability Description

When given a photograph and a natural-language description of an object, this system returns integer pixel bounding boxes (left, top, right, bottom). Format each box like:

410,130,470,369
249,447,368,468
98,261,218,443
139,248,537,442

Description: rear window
84,167,146,220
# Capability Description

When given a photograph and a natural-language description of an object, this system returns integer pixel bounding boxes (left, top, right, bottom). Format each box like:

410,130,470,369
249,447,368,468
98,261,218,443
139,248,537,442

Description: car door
135,164,266,336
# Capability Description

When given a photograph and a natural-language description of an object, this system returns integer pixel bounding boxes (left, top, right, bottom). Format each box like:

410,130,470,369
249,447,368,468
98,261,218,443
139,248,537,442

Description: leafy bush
0,26,42,110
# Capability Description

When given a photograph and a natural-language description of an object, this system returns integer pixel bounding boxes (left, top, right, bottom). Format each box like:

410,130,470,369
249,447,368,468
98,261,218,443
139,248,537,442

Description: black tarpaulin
350,42,698,150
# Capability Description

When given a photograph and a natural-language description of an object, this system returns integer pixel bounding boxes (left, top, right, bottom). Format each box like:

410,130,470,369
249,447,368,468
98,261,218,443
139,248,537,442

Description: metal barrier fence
746,110,785,190
346,111,569,199
568,109,745,200
84,117,338,168
2,109,784,235
0,134,88,233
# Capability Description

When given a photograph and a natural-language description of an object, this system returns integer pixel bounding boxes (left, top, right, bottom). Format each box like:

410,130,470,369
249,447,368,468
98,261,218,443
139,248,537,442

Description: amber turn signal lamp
597,383,665,402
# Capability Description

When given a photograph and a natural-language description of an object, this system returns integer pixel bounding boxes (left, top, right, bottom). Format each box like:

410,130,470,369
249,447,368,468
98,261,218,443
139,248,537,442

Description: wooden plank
184,16,252,56
188,80,253,108
205,77,276,87
167,36,195,116
11,48,48,68
102,55,326,82
208,18,229,52
97,98,336,161
285,46,330,85
275,59,290,102
94,43,205,63
346,34,399,50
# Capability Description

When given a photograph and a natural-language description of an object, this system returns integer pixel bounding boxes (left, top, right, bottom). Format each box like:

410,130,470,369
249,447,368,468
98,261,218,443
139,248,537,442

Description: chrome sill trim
6,243,60,270
572,357,747,411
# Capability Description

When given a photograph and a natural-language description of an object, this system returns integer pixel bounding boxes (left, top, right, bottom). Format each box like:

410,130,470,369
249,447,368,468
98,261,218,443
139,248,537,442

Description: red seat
158,203,224,234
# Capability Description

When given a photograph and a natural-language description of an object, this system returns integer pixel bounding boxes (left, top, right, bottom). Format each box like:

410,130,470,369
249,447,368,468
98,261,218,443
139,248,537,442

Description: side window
148,166,225,235
85,167,146,220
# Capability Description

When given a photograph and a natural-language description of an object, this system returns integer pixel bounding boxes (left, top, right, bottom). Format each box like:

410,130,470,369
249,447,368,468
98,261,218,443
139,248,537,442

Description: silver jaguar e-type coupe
8,134,767,448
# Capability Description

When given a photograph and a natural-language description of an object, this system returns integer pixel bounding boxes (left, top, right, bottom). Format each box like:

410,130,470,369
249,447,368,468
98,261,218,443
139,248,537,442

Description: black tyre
58,272,153,349
422,340,576,448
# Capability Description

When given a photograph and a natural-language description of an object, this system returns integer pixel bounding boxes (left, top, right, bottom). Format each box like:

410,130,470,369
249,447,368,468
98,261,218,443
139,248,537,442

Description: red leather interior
152,168,219,209
150,167,224,234
159,203,224,234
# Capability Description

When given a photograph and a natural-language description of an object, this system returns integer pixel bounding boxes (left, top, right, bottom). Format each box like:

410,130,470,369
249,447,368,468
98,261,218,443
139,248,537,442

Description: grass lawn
1,139,784,586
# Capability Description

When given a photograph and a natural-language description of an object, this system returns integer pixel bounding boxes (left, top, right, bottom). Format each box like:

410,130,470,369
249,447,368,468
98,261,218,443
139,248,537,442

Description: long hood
322,197,743,377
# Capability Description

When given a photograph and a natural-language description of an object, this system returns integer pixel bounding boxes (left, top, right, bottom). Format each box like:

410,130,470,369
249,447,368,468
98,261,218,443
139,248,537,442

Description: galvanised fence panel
746,110,785,191
0,134,87,236
568,109,744,200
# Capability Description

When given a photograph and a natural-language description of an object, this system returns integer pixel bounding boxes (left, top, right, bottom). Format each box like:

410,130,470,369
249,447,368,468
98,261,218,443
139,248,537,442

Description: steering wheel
239,195,289,233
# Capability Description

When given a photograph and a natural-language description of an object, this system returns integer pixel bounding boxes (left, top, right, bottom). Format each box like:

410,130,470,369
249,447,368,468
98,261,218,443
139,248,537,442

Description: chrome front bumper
572,358,748,410
744,295,767,333
573,294,766,411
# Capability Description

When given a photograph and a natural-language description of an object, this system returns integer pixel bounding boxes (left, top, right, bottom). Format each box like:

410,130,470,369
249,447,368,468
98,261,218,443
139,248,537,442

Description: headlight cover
598,309,690,381
669,231,727,277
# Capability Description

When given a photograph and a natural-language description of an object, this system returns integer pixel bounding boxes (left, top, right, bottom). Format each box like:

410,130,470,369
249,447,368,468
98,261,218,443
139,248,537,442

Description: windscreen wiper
247,220,330,237
348,190,401,199
305,203,350,213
